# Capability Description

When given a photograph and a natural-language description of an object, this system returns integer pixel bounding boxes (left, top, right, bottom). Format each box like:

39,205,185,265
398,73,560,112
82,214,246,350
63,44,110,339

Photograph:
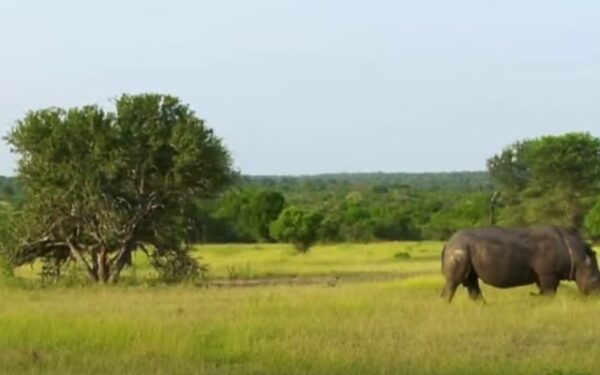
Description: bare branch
65,237,97,281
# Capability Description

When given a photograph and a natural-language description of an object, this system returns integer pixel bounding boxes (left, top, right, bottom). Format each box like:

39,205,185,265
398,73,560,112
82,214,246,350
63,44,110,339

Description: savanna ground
2,242,600,375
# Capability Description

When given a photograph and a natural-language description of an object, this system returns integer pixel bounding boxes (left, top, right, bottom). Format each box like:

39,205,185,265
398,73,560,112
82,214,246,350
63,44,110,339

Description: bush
148,248,205,283
270,206,322,252
393,251,411,260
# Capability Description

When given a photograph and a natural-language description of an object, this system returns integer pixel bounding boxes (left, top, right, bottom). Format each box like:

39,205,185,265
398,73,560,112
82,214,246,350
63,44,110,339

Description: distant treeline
203,132,600,245
245,171,493,193
0,171,493,243
195,171,494,243
2,132,599,246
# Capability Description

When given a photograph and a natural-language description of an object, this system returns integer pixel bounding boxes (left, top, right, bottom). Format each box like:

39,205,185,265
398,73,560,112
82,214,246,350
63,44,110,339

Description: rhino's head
576,248,600,295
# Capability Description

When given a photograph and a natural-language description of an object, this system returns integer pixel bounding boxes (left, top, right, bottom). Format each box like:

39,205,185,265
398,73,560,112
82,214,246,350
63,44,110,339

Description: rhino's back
447,226,569,288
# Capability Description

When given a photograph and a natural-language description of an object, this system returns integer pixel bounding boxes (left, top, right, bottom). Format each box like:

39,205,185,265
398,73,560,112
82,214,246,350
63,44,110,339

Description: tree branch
14,238,69,266
66,237,98,282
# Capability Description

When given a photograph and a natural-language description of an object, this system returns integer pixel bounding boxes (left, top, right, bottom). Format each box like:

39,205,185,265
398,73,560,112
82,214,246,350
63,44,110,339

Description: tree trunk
108,247,131,283
67,242,99,282
97,248,110,283
67,241,135,284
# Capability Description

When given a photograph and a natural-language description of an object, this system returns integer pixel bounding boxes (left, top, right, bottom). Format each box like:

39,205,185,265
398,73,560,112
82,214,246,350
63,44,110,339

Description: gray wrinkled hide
441,226,600,302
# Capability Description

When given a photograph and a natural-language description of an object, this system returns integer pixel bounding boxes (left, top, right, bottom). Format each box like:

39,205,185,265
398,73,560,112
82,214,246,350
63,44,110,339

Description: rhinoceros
441,226,600,302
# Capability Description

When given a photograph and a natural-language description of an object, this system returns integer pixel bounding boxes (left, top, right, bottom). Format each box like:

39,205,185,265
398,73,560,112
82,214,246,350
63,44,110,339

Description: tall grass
15,241,443,281
1,277,599,374
4,242,599,374
197,241,442,279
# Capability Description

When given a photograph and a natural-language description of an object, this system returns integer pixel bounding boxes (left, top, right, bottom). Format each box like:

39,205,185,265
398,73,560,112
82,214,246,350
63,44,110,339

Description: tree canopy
4,93,233,283
488,132,600,229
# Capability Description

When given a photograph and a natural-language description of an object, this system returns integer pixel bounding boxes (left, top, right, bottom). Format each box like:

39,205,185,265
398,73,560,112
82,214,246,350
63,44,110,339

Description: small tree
5,93,233,283
270,206,321,252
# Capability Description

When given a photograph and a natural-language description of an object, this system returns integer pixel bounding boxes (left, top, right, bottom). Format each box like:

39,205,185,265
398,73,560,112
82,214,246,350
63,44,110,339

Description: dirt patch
205,271,435,288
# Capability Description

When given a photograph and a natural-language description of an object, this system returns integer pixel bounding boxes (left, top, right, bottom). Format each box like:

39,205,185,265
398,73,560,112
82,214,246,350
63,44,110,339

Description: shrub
270,206,322,252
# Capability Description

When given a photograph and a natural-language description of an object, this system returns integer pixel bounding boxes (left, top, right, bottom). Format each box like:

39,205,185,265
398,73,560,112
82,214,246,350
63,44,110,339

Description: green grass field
3,242,600,374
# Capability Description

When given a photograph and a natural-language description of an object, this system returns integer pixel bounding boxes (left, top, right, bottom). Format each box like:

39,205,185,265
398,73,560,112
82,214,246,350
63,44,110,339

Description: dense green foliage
4,94,233,283
0,172,495,244
187,173,494,245
2,131,599,248
213,189,286,242
585,199,600,240
244,171,492,198
199,132,600,245
488,132,600,229
270,206,321,252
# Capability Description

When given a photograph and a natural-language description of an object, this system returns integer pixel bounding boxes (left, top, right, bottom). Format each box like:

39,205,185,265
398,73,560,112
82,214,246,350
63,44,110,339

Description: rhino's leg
441,248,470,303
441,281,459,303
464,276,485,303
537,274,559,296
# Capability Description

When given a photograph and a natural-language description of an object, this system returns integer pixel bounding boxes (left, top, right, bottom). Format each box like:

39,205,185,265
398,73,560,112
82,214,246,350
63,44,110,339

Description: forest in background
0,170,503,244
1,137,599,249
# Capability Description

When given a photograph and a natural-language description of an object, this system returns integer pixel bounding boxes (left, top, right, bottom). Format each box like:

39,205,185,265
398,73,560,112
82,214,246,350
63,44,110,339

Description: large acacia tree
5,94,233,283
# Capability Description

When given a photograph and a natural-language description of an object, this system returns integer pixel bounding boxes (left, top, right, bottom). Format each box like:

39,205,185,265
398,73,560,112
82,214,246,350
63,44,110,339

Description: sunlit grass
14,241,443,281
1,277,599,374
196,241,442,279
5,242,600,374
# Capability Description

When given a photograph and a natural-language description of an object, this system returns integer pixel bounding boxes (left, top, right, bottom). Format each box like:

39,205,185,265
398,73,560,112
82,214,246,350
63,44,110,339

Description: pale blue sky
1,0,599,175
